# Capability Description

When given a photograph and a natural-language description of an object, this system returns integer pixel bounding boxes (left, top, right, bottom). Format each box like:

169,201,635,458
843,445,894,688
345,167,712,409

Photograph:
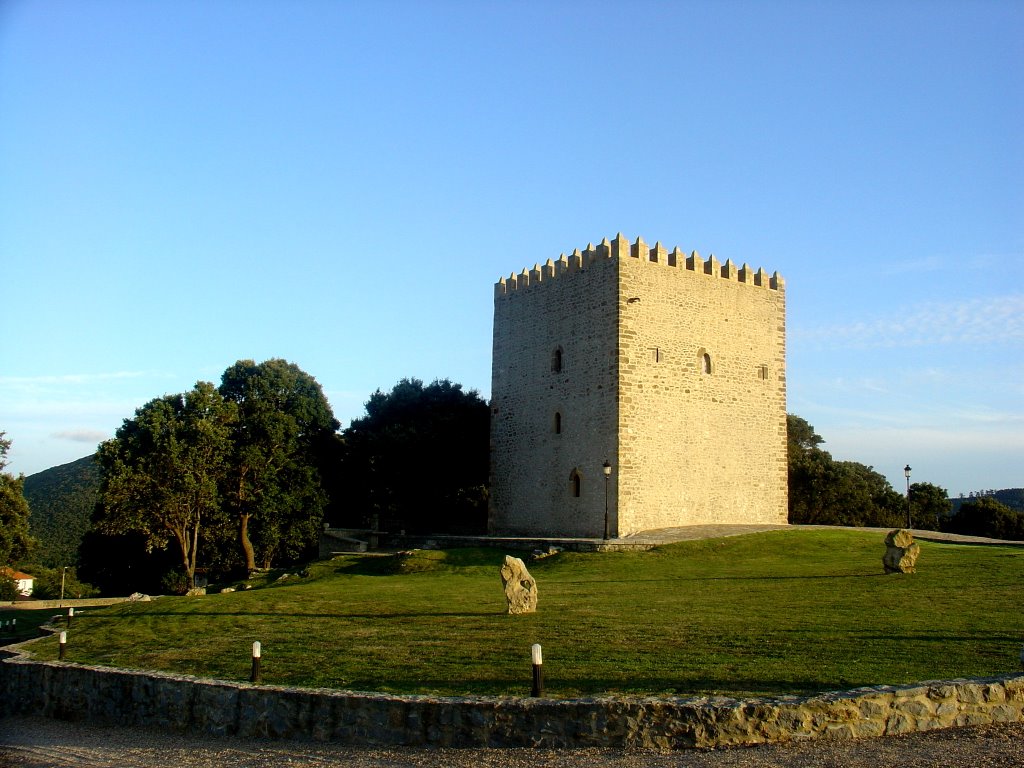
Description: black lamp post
602,460,612,540
904,465,912,529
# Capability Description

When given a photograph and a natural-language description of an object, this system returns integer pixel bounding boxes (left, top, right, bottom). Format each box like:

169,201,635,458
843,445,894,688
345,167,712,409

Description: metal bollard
531,643,544,697
251,641,262,683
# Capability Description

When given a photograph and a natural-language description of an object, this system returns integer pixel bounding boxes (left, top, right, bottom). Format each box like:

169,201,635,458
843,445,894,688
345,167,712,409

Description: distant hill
23,454,100,567
949,488,1024,515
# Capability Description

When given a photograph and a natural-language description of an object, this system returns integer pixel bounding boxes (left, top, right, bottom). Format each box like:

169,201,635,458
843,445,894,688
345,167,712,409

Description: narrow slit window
554,411,562,434
571,470,582,498
552,347,563,373
758,365,769,380
699,350,713,375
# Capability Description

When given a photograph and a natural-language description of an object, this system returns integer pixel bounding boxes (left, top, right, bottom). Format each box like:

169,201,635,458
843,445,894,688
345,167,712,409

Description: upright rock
500,555,538,614
883,529,920,573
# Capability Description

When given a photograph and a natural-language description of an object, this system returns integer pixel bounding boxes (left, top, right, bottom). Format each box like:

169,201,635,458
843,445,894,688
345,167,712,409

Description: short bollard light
531,643,543,697
251,641,262,684
67,607,74,627
59,631,67,661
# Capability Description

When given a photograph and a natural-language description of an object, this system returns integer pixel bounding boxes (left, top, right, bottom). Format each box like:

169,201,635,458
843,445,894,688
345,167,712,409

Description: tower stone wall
489,234,787,537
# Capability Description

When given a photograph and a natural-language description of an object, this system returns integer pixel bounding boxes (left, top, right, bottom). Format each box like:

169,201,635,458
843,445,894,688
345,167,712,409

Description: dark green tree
787,415,904,526
830,461,905,527
787,415,835,524
78,526,178,596
945,497,1024,540
908,482,951,530
0,432,36,566
787,414,826,456
219,359,340,572
0,576,17,601
337,378,489,534
94,382,234,590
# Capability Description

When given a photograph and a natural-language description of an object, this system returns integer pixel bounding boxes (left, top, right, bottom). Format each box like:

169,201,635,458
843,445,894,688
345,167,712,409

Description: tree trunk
189,521,200,589
173,531,196,591
239,513,256,574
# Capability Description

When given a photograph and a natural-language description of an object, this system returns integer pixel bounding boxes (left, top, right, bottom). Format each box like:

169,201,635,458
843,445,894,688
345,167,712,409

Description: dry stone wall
1,653,1020,748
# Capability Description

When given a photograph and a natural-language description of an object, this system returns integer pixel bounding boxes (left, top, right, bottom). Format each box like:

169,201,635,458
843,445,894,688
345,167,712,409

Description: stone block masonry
1,651,1020,748
490,234,787,538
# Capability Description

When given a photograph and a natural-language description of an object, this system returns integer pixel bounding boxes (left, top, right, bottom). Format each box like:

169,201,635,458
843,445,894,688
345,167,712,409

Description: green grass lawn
19,529,1024,698
0,605,56,645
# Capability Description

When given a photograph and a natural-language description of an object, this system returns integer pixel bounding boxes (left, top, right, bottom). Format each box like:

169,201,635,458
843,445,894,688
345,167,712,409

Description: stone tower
488,234,787,538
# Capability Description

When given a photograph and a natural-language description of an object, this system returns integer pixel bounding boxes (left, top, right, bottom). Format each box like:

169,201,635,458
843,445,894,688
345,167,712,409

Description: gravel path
2,717,1023,767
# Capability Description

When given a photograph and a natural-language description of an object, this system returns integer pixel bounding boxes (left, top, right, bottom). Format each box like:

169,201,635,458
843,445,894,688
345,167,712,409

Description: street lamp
602,460,612,540
904,465,912,529
59,566,67,608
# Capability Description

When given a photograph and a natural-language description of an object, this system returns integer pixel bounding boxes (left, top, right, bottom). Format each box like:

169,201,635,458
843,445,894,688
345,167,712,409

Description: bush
20,564,98,600
160,569,191,596
0,577,17,601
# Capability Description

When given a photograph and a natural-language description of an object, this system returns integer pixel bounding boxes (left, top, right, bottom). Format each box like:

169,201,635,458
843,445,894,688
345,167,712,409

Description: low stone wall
1,651,1021,749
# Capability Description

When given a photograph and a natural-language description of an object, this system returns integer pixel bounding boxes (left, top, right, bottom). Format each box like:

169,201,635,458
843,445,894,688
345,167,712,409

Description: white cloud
792,295,1024,349
52,429,110,444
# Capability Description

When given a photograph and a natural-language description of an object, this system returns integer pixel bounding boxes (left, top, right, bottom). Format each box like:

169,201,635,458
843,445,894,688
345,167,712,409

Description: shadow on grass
914,536,1024,548
334,548,509,576
326,675,861,699
548,572,888,585
77,609,505,621
558,677,866,698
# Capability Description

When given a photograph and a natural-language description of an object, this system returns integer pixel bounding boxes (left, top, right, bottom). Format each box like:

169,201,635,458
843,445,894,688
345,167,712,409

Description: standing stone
500,555,538,614
883,529,920,573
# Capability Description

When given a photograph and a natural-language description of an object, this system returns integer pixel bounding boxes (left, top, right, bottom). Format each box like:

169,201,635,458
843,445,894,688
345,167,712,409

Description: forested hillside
23,454,99,567
950,488,1024,514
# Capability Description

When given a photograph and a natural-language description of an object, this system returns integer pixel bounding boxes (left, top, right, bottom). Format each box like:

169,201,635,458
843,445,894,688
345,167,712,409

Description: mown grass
21,529,1024,698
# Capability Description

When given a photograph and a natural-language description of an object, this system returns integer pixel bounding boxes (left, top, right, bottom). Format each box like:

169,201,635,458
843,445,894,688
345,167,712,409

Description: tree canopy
94,382,233,589
944,496,1024,540
219,358,340,571
84,360,342,593
0,432,36,566
787,415,906,527
336,378,490,534
909,482,952,529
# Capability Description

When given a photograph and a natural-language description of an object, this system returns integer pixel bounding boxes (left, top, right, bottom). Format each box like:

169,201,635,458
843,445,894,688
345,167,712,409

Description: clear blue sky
1,0,1021,497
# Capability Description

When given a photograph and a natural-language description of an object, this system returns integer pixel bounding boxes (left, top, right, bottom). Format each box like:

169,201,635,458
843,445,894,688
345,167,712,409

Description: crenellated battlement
495,233,784,296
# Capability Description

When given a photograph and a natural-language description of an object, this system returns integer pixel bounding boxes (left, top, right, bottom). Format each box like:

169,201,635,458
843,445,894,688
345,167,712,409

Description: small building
1,567,34,598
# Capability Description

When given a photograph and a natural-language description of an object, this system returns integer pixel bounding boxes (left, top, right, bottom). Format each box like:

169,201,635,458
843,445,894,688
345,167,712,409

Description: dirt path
2,717,1023,768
